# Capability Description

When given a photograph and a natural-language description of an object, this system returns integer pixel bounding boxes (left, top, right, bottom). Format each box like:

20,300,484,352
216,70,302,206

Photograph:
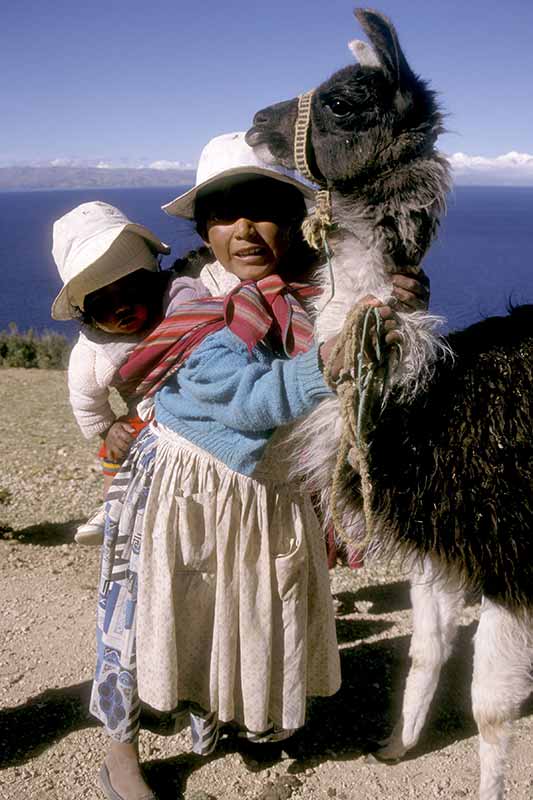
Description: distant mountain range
448,151,533,186
0,166,196,191
1,151,533,189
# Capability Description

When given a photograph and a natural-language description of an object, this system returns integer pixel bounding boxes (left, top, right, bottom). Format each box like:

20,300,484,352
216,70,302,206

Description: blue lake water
0,185,532,337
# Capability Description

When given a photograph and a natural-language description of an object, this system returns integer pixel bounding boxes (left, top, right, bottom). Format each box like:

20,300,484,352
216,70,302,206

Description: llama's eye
327,99,352,118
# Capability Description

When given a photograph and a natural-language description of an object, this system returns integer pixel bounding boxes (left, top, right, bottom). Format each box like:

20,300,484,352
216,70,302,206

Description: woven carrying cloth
119,274,320,399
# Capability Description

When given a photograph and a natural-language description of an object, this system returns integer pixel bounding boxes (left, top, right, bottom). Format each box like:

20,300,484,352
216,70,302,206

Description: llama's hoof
365,752,399,766
371,738,407,762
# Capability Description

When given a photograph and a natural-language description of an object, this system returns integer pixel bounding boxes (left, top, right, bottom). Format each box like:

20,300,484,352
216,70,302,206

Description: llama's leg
472,599,533,800
378,557,464,759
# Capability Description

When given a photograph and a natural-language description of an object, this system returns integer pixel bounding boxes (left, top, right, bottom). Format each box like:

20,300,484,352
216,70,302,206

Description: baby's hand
103,419,136,462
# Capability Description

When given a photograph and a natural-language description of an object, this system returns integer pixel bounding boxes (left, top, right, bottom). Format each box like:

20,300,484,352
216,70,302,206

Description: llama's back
366,304,533,609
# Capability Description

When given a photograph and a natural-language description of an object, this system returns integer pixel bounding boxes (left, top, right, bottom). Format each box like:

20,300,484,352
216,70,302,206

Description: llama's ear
348,39,381,68
354,8,415,88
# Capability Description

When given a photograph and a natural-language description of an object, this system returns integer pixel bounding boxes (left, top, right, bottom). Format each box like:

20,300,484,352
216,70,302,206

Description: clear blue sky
2,0,532,164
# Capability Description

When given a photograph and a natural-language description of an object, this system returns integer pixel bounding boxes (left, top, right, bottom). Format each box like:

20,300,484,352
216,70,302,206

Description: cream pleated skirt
136,425,341,736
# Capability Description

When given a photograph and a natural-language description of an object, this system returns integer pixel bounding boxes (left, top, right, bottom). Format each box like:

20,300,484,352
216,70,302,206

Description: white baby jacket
67,275,209,439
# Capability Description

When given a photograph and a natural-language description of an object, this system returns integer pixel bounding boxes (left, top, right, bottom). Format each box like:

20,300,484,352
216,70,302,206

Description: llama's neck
314,196,393,342
314,152,451,336
313,190,451,402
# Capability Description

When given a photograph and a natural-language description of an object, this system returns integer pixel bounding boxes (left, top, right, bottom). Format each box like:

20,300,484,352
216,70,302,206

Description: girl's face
198,178,304,281
83,269,161,334
206,217,291,281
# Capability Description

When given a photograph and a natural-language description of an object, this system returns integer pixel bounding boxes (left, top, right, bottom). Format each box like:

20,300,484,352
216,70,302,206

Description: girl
91,132,427,800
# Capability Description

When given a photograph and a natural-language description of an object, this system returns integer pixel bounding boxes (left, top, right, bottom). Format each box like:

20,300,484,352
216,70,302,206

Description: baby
51,201,208,543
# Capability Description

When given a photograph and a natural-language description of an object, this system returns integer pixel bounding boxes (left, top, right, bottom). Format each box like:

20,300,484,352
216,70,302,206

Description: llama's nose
252,108,271,126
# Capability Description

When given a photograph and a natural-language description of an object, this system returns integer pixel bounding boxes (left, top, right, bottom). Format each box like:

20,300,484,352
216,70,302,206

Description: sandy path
0,368,531,799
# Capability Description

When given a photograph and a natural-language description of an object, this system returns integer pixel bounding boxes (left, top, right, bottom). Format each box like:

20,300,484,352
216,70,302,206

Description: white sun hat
162,131,316,219
51,201,171,320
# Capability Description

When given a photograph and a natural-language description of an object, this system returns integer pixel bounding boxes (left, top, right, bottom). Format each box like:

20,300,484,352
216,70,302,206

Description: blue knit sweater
155,327,332,476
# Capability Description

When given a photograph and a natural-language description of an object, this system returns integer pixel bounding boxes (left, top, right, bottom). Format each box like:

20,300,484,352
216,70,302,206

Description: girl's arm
159,299,400,433
161,331,332,432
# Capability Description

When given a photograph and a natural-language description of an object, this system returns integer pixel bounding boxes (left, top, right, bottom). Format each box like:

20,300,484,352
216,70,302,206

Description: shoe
74,506,105,545
99,761,157,800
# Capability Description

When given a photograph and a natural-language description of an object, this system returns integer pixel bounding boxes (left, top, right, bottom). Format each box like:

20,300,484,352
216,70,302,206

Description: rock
256,775,303,800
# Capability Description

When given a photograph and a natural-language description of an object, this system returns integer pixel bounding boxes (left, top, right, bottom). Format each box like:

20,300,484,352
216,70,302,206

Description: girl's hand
103,419,136,462
319,296,401,381
390,269,430,311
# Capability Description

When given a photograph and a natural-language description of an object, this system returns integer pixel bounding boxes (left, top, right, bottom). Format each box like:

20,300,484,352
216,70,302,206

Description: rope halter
294,90,318,184
293,90,334,252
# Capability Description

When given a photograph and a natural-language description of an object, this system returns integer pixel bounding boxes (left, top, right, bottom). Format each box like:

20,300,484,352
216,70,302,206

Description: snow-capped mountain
447,151,533,185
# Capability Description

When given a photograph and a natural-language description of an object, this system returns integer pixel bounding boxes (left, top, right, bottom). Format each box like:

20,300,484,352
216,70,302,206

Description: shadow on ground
0,681,199,770
137,620,508,799
347,579,411,614
335,580,481,617
4,621,532,798
331,579,411,617
0,519,83,546
0,681,96,768
335,617,394,644
291,620,480,763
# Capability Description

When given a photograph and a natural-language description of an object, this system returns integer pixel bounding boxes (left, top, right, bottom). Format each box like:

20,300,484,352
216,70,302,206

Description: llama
245,9,533,800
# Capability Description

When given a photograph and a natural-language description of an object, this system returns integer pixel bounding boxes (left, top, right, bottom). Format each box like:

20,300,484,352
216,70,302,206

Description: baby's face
84,269,159,334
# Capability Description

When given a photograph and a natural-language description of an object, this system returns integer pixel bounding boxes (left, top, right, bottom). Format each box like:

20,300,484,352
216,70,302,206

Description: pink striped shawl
119,274,321,399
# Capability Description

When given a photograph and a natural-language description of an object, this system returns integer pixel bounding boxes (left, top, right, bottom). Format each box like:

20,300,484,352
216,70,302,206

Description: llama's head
246,9,445,198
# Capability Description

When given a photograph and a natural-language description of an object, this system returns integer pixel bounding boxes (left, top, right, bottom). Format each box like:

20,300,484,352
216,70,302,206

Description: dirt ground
0,368,532,800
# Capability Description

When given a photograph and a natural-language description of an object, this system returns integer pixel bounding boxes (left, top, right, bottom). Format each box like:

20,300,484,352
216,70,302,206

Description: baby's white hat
162,131,316,219
51,201,171,320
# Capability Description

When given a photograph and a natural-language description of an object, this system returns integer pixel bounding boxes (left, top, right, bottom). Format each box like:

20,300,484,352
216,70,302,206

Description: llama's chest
313,238,391,341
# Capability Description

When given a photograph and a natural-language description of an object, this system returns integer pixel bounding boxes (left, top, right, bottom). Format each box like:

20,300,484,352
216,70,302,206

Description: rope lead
323,304,389,548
